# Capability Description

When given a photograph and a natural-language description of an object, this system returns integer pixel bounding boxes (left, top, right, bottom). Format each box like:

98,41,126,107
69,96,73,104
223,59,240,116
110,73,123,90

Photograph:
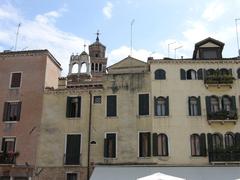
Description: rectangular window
10,72,22,88
65,134,81,165
139,132,151,157
1,137,16,153
139,94,149,115
66,97,81,118
107,95,117,117
3,102,22,122
188,97,201,116
104,133,117,158
93,96,102,104
66,173,77,180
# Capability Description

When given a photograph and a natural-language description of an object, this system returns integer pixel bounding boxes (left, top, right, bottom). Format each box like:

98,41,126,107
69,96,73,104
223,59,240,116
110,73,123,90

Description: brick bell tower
89,31,107,81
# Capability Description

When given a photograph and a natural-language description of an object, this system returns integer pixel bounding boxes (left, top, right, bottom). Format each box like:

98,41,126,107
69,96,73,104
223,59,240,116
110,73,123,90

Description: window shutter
154,97,157,116
112,135,116,158
197,69,203,80
231,96,236,111
165,96,169,116
104,139,109,158
205,96,211,114
152,133,158,156
180,69,186,80
207,133,213,152
235,133,240,147
1,138,6,152
165,135,169,156
77,97,81,117
238,69,240,79
107,95,117,117
161,70,166,80
66,97,71,117
16,102,22,121
188,97,191,116
139,133,143,157
219,134,224,148
3,102,9,121
66,135,80,165
200,133,207,156
139,94,149,115
197,96,201,116
147,132,151,157
228,69,232,75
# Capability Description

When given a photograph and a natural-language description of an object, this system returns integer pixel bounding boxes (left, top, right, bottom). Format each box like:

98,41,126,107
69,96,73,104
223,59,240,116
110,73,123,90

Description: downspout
87,91,92,180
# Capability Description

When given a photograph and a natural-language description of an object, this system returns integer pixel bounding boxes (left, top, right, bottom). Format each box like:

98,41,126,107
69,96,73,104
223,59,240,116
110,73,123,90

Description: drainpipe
87,91,92,180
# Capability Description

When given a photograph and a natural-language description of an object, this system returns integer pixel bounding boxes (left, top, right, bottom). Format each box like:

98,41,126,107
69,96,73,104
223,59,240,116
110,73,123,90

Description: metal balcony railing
0,152,17,164
204,75,235,85
207,110,238,120
209,151,240,162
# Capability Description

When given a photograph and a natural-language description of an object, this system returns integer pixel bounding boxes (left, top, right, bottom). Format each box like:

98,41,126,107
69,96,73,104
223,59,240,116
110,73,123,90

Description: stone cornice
148,59,240,65
44,87,103,95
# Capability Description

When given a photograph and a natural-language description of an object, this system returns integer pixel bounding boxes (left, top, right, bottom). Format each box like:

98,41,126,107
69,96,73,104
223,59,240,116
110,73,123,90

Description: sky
0,0,240,75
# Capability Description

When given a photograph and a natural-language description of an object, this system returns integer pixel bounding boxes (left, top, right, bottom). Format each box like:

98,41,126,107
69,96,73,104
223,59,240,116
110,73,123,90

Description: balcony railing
209,151,240,162
204,75,235,85
63,153,81,165
0,152,18,164
207,110,238,121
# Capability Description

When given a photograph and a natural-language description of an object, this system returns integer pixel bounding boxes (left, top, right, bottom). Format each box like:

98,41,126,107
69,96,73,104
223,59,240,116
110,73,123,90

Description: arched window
155,69,166,80
206,69,215,76
190,134,200,156
222,96,231,111
91,63,94,71
219,68,229,76
153,133,168,156
72,63,79,73
154,97,169,116
212,133,223,150
158,134,168,156
95,63,98,71
186,69,196,80
210,96,219,112
225,132,235,148
80,63,87,73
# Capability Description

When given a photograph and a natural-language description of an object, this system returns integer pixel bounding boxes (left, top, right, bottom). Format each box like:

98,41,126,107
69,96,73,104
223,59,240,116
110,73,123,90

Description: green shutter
16,102,22,121
238,69,240,79
197,96,201,116
235,133,240,147
3,102,9,121
231,96,236,111
197,69,203,80
205,96,211,114
207,133,213,152
200,133,207,156
154,97,157,116
1,138,6,152
180,69,186,80
77,97,81,117
188,97,191,116
219,134,224,148
66,97,71,117
165,96,169,116
152,133,158,156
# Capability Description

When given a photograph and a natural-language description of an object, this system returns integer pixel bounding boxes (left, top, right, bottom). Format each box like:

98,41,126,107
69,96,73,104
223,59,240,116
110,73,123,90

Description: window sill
187,115,202,117
138,156,151,159
106,116,118,119
3,121,18,123
190,156,207,158
154,116,169,118
66,117,81,120
9,87,20,90
137,115,150,118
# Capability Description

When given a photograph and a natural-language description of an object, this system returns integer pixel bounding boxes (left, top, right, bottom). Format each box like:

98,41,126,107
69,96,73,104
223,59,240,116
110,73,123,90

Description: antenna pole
14,23,21,51
168,42,176,58
235,18,240,56
174,46,183,59
130,19,135,56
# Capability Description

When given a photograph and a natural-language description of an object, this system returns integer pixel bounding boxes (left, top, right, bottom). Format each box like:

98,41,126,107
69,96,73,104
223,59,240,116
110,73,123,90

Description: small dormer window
200,48,219,59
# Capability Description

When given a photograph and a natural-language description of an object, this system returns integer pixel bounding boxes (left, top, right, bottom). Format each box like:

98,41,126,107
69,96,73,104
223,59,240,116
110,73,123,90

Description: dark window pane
93,96,102,104
0,176,11,180
104,133,116,158
10,73,21,88
107,95,117,117
3,102,21,121
14,177,28,180
139,94,149,115
66,97,81,118
139,132,151,157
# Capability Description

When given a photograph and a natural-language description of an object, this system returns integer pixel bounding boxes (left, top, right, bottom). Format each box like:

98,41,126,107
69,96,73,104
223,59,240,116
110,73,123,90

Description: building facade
0,50,61,180
1,36,240,180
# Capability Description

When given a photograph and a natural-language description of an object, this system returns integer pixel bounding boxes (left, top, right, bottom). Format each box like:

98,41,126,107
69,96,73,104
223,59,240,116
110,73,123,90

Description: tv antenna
174,45,183,59
168,42,176,58
235,18,240,57
130,19,135,56
14,23,21,51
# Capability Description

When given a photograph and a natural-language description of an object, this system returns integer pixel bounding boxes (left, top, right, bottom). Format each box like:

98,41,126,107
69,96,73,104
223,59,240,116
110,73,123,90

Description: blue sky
0,0,240,75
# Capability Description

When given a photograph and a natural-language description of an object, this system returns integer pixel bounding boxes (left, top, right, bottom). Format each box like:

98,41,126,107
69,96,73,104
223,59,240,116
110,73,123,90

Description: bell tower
89,31,107,78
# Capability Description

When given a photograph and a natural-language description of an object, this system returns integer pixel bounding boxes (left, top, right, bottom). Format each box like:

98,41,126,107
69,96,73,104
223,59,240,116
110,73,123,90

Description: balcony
63,153,81,165
209,151,240,163
207,110,238,124
0,152,18,164
204,75,235,88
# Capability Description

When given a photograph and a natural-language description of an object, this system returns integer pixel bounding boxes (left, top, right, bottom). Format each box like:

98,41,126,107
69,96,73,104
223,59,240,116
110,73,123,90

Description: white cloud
103,2,113,19
202,0,226,22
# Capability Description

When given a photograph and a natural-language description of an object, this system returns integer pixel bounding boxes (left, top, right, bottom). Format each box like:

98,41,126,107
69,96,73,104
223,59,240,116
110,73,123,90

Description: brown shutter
66,97,71,117
165,96,169,116
154,97,157,116
147,132,151,157
3,102,9,121
200,133,207,156
188,97,191,116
